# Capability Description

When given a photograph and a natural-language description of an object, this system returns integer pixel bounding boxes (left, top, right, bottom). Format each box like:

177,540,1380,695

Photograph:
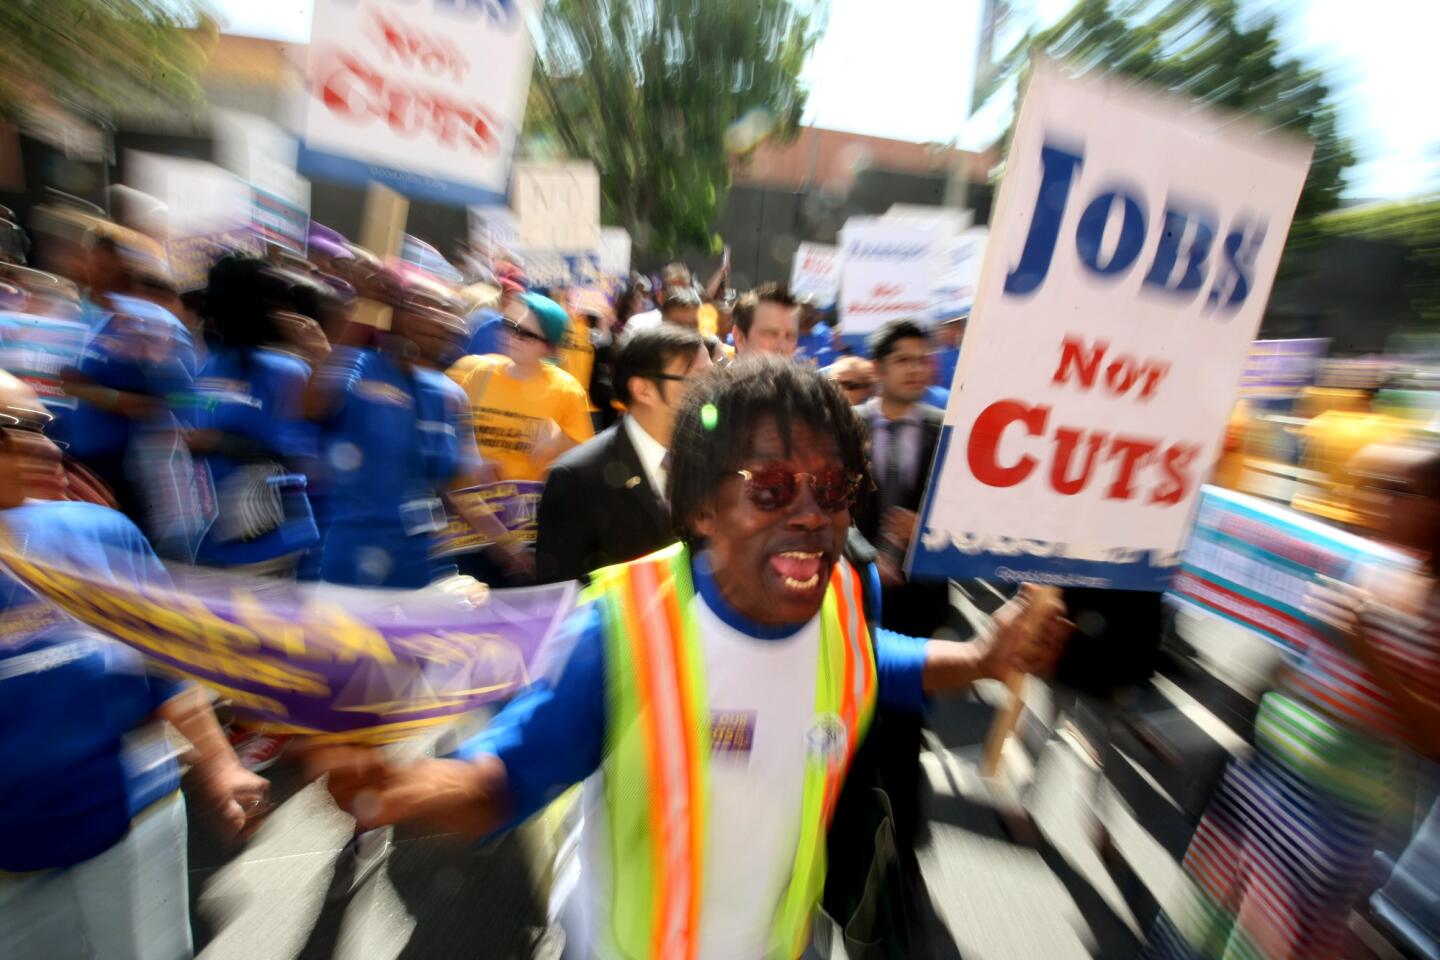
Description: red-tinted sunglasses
734,467,863,513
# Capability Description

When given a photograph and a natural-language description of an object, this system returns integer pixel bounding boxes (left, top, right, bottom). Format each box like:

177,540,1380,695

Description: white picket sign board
910,63,1313,590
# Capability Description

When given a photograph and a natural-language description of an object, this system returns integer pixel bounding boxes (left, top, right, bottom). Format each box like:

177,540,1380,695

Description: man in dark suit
851,319,951,878
534,324,710,583
854,319,950,639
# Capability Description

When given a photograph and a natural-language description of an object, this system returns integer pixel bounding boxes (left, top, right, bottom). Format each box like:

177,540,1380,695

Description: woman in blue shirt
0,372,267,959
186,257,321,574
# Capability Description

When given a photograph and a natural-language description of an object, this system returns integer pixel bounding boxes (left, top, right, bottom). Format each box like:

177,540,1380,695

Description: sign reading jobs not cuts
299,0,538,206
909,65,1312,590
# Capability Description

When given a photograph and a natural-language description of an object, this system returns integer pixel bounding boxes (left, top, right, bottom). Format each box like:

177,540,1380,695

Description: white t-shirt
571,583,827,958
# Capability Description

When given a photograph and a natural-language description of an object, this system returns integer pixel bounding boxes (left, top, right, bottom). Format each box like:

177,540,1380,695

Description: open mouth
769,550,828,593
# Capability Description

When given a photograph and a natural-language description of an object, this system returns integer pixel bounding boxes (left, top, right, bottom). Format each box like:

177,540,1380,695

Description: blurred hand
274,311,332,366
503,545,535,581
876,552,905,588
983,584,1071,681
881,508,919,551
305,747,505,835
185,428,221,454
197,761,270,841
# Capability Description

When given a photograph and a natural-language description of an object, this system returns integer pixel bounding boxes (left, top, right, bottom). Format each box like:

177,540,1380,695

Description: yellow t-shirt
554,315,597,412
697,303,718,338
447,355,595,481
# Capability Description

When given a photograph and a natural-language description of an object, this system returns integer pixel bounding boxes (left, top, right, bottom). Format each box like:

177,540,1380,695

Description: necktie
883,419,903,511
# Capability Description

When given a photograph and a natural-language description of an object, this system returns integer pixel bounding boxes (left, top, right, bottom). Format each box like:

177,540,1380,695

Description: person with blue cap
448,291,594,482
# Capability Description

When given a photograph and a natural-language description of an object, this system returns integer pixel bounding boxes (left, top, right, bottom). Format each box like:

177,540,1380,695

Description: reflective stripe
628,557,699,960
610,564,670,954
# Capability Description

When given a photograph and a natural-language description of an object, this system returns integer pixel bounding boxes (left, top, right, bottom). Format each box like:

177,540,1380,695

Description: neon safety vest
587,542,878,959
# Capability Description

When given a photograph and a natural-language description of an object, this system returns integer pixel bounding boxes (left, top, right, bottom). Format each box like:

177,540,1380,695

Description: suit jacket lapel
613,421,672,535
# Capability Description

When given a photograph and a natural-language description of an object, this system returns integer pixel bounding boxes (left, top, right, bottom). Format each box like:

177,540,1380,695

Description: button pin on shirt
625,476,643,489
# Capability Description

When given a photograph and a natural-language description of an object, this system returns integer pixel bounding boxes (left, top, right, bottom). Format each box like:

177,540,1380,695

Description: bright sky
210,0,1438,200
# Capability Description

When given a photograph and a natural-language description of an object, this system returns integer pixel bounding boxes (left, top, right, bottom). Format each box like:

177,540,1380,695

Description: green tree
1313,198,1440,327
526,0,826,255
0,1,207,122
996,0,1354,227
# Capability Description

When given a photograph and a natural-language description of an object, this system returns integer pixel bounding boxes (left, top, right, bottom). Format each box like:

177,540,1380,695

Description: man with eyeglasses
448,291,594,482
534,324,710,584
308,358,1069,959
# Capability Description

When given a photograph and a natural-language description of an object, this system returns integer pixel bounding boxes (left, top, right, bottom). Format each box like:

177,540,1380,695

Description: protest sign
514,250,602,289
125,152,251,239
513,161,601,252
164,230,263,293
838,216,943,337
0,527,577,743
299,0,538,206
1171,485,1416,660
433,480,545,558
790,243,840,308
213,110,311,254
598,227,632,279
930,229,987,320
0,312,89,411
402,234,464,284
910,63,1312,589
469,205,522,271
1237,338,1329,401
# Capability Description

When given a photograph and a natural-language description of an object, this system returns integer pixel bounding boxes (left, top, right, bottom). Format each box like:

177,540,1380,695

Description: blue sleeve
98,506,185,708
265,359,315,461
466,313,504,357
312,347,369,425
858,559,929,712
443,379,484,477
874,628,929,713
451,604,607,829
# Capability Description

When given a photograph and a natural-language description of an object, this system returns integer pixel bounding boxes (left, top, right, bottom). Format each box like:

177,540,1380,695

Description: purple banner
1237,338,1329,399
0,533,577,743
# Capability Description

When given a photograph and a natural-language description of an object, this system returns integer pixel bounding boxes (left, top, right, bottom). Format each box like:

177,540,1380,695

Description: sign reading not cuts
910,63,1313,590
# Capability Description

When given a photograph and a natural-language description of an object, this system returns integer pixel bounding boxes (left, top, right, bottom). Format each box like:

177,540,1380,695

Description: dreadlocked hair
668,355,871,547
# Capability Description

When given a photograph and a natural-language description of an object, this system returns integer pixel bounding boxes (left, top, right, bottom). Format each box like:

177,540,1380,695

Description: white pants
0,791,192,960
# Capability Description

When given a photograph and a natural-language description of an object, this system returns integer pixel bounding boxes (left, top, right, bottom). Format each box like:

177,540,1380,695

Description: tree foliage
0,1,207,123
997,0,1354,227
1313,199,1440,327
526,0,826,255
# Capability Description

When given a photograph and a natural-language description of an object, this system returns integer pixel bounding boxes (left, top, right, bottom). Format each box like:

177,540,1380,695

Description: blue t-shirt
454,556,930,830
66,295,197,461
922,384,950,410
795,322,837,369
932,344,959,390
0,501,183,872
465,309,505,358
190,347,319,566
317,349,475,588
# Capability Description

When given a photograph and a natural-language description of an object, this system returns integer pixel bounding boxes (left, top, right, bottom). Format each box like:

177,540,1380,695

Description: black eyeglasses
836,380,872,391
503,319,549,344
734,467,862,513
648,372,690,383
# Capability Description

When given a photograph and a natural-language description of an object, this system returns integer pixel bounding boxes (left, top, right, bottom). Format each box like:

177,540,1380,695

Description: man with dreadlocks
308,358,1069,959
